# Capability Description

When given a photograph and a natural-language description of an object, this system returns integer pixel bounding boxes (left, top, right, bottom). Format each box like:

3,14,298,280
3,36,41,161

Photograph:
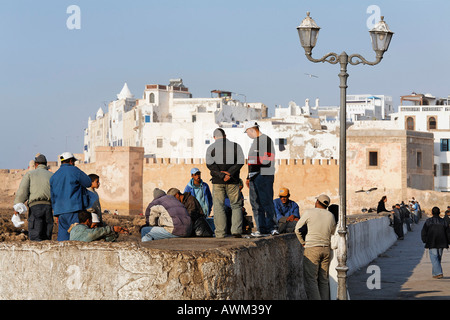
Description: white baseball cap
60,152,77,162
243,121,259,133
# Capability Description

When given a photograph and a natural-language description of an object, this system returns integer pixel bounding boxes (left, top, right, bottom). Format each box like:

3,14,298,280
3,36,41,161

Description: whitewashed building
84,79,341,163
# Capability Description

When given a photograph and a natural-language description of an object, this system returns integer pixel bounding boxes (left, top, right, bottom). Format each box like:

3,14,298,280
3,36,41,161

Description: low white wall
346,216,398,276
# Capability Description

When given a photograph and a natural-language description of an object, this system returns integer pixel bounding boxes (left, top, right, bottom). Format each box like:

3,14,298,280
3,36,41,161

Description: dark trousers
249,174,276,234
28,204,53,241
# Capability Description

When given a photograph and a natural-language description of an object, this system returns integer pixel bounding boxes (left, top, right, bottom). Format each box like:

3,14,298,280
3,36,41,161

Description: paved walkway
347,218,450,300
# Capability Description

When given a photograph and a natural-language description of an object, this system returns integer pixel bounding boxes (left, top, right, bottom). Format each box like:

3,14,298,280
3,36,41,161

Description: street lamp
297,12,393,300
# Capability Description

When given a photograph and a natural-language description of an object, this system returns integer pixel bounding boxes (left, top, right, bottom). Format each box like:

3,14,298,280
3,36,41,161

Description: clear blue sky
1,0,449,169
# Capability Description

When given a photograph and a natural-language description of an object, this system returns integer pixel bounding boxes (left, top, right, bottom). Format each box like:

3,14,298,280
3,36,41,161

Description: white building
84,79,340,163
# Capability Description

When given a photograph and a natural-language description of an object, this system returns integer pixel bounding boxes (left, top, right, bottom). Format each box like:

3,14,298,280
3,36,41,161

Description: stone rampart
0,234,306,300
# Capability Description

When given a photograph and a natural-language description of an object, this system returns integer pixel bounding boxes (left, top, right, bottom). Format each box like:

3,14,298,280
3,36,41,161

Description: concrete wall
0,235,306,300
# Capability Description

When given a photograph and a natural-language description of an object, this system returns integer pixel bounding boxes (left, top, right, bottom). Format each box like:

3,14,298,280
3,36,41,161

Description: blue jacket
273,198,300,222
184,179,212,216
50,164,96,216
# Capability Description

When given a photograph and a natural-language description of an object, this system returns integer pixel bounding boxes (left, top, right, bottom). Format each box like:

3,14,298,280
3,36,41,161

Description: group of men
14,152,127,242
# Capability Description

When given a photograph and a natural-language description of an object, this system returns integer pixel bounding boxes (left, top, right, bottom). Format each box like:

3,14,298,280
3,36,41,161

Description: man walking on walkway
421,206,450,279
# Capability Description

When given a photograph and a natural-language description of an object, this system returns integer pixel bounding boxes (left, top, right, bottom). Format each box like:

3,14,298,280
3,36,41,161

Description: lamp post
297,12,393,300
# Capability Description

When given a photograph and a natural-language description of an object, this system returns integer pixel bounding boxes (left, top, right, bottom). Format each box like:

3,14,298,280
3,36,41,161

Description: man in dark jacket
206,128,245,238
421,207,450,278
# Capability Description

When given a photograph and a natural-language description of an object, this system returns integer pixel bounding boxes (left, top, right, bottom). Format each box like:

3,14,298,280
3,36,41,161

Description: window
428,116,437,130
417,151,422,168
368,151,378,167
187,139,193,148
442,163,450,176
157,138,163,148
192,115,197,123
145,115,151,123
406,117,415,130
149,93,155,103
434,164,437,177
441,139,449,152
205,140,211,145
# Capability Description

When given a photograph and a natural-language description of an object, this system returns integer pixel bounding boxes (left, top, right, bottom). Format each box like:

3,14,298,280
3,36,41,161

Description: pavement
347,217,450,300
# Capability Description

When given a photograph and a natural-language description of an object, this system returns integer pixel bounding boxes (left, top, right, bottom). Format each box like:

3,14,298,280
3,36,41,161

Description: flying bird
355,187,378,194
305,73,319,78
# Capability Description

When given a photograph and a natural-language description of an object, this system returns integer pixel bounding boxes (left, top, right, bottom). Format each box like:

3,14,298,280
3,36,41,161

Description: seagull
305,73,319,78
355,187,378,194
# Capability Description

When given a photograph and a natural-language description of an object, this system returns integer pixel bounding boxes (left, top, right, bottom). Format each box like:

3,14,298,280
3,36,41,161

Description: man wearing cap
273,187,300,233
184,168,213,217
244,121,278,236
295,194,336,300
50,152,97,241
14,154,54,241
206,128,245,238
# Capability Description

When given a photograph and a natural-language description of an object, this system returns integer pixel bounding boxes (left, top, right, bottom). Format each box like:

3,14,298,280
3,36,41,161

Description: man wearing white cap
244,121,278,236
50,152,97,241
295,194,336,300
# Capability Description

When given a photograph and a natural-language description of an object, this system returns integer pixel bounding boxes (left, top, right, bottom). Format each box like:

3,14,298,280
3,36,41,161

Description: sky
1,0,449,169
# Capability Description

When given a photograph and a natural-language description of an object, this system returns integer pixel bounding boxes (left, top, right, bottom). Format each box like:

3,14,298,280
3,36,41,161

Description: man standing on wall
14,154,54,241
50,152,97,241
244,121,278,237
295,194,336,300
206,128,245,238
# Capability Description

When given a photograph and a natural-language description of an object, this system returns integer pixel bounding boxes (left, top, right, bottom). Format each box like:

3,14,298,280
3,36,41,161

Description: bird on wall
355,187,378,194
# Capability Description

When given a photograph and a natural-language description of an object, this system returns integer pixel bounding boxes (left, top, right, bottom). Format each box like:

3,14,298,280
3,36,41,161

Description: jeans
249,174,276,234
57,212,79,241
28,204,53,241
429,248,444,277
212,184,242,237
141,226,178,242
303,246,331,300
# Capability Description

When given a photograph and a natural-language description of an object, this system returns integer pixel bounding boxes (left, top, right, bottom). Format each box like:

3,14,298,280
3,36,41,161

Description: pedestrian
184,168,213,217
295,194,336,300
87,173,103,227
206,128,245,238
274,187,300,233
392,203,404,240
400,201,412,232
69,211,128,242
14,154,54,241
421,207,450,279
50,152,97,241
243,121,279,237
141,188,192,241
411,200,419,224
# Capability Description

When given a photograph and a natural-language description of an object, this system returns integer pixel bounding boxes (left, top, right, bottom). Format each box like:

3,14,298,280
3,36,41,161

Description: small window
157,138,163,148
205,140,210,145
417,151,422,168
406,117,415,130
192,115,197,123
145,115,151,123
369,151,378,167
149,93,155,103
428,116,437,130
441,139,449,152
187,139,193,148
434,164,437,177
442,163,450,176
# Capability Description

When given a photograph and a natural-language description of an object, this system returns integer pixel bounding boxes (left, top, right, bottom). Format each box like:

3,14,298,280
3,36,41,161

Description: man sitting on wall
273,187,300,233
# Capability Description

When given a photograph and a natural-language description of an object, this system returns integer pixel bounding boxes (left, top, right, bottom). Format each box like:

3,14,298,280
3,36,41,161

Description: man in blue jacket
274,187,300,233
50,152,97,241
184,168,213,217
